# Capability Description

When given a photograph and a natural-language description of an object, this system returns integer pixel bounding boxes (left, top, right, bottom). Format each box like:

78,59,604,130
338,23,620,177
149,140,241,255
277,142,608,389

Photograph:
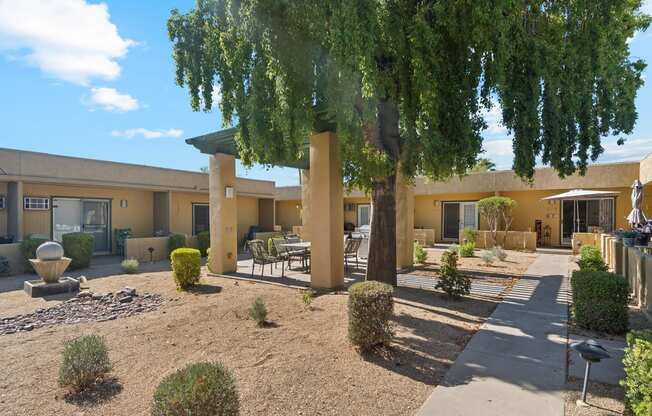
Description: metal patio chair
247,239,284,277
344,237,362,271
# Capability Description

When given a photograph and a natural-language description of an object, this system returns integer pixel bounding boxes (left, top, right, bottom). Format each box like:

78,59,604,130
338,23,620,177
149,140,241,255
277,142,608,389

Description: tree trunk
365,98,401,286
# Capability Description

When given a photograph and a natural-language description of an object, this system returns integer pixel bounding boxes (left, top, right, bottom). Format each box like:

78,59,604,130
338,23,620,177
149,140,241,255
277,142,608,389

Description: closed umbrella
626,179,646,227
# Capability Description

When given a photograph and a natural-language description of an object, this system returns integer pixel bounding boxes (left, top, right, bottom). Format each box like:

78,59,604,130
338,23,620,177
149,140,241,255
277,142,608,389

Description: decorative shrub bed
152,362,239,416
571,270,629,334
62,232,94,270
622,330,652,416
171,248,201,290
348,281,394,350
20,236,48,273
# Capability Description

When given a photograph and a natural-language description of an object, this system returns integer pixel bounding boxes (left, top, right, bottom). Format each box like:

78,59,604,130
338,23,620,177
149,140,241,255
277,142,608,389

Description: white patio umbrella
542,189,620,233
626,179,646,227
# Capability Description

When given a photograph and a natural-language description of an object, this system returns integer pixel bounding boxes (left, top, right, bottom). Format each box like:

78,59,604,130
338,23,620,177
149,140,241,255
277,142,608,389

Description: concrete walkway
417,252,570,416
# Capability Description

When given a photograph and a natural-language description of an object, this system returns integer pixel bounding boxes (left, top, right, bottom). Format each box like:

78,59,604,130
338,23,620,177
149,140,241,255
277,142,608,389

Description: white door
460,202,478,231
357,204,371,227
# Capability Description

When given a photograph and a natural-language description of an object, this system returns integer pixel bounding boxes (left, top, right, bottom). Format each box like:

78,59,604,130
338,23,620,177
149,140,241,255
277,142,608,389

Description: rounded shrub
621,330,652,416
168,234,187,255
19,236,48,273
491,246,507,261
121,258,139,274
62,232,95,270
59,334,112,392
458,242,475,258
414,242,427,264
436,249,471,298
197,231,210,257
171,248,201,290
152,362,239,416
571,270,629,334
578,245,607,272
348,281,394,350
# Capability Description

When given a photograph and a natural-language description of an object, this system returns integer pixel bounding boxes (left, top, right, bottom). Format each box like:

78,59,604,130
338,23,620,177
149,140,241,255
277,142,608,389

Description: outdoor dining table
279,241,311,270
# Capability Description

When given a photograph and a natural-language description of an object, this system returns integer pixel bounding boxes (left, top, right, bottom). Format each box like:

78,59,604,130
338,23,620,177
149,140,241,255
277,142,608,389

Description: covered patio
186,128,415,289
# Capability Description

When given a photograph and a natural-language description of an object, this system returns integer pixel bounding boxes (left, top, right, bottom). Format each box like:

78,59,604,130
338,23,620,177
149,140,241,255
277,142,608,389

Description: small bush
151,362,239,416
249,297,268,326
621,330,652,416
19,237,48,273
170,248,201,290
348,281,394,350
301,289,315,309
121,258,139,274
197,231,210,257
571,270,629,334
59,335,112,392
481,251,495,265
267,238,276,256
168,234,186,255
206,247,214,273
62,233,94,270
437,249,471,298
462,226,478,244
578,245,608,272
491,246,507,261
458,242,475,257
414,242,427,264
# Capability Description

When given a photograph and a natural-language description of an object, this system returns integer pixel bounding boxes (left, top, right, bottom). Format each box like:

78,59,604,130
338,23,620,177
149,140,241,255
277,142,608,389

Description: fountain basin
29,257,72,283
24,277,80,298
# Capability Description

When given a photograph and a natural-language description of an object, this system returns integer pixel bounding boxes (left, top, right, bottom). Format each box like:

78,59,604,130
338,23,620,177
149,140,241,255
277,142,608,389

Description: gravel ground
564,377,625,416
0,268,499,416
415,248,538,277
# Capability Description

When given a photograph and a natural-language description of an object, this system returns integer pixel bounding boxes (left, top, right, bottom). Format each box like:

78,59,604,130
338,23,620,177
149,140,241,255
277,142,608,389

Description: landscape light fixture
570,339,611,407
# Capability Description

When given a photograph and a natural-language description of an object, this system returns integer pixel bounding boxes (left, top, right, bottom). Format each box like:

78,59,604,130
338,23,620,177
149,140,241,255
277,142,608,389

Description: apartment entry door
442,201,478,241
53,198,111,253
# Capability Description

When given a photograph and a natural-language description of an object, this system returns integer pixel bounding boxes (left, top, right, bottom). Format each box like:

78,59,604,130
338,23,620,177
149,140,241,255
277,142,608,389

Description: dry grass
0,268,498,416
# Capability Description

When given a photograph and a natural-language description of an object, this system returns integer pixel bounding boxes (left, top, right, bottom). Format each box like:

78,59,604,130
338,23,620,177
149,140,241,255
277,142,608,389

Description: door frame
51,196,112,254
559,197,615,246
357,203,371,227
441,201,479,242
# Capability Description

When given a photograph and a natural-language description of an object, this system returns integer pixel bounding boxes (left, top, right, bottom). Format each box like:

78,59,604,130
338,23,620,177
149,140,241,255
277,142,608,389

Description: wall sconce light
225,186,235,199
120,199,128,208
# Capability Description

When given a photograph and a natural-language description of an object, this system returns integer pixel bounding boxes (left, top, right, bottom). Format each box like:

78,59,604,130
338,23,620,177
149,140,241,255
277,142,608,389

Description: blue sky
1,0,651,187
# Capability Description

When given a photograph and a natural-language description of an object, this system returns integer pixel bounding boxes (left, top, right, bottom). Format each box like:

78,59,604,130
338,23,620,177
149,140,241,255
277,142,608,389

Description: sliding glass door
53,198,111,253
561,198,614,245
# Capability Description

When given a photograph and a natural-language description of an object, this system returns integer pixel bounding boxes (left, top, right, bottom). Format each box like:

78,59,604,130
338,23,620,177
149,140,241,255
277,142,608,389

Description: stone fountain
24,241,79,297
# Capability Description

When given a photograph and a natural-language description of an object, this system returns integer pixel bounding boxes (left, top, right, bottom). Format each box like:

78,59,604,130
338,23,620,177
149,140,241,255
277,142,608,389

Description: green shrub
491,246,507,261
458,242,475,257
197,231,210,257
348,281,394,350
59,335,112,392
301,289,315,309
571,270,629,334
437,249,471,298
481,251,495,265
578,245,608,272
19,237,48,273
121,258,139,274
171,248,201,290
249,297,268,326
206,247,214,273
621,330,652,416
267,238,276,256
62,233,94,270
462,226,478,244
152,362,239,416
414,242,427,264
168,234,186,255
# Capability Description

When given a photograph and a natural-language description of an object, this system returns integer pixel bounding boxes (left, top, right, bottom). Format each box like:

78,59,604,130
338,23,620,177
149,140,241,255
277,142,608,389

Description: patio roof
542,189,620,200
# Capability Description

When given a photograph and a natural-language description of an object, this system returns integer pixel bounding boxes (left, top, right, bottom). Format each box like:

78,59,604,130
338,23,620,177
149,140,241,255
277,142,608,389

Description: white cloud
89,87,139,112
481,100,508,136
0,0,134,85
597,138,652,163
483,138,513,157
111,128,184,139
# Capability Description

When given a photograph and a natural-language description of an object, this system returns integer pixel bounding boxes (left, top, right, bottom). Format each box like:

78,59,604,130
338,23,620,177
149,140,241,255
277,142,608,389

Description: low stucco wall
414,229,435,246
124,235,199,263
571,233,601,254
0,243,23,276
472,231,537,251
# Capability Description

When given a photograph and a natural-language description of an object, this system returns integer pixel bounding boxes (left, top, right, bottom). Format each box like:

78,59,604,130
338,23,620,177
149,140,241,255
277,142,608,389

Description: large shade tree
169,0,649,286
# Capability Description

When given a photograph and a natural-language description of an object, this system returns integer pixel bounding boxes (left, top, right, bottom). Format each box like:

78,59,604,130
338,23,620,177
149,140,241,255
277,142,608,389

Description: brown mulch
0,269,499,416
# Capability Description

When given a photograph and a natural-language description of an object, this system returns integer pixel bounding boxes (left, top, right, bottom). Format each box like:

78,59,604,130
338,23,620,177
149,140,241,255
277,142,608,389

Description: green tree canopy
169,0,649,284
470,158,497,173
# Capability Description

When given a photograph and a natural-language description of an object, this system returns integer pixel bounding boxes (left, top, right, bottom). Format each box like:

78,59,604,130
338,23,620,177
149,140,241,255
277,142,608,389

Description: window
24,197,50,210
0,195,5,210
193,204,210,235
357,204,371,227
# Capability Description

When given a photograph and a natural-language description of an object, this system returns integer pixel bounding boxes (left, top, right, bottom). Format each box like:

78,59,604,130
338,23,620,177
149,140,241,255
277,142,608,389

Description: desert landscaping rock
0,287,163,335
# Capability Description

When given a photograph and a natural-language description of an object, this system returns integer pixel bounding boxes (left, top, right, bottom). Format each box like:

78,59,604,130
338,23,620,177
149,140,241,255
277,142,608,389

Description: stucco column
309,132,344,289
208,153,237,273
7,181,23,241
300,169,311,241
396,170,414,269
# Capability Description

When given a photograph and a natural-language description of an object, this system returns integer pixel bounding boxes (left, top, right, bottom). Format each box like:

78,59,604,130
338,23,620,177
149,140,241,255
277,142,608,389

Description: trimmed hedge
168,234,186,255
171,248,201,290
63,232,94,270
19,237,48,273
152,362,239,416
348,281,394,350
571,270,629,334
577,245,608,272
622,330,652,416
197,231,210,257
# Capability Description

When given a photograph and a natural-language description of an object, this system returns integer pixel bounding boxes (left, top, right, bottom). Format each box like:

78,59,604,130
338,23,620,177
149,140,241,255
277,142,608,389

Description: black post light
570,339,611,406
148,247,155,263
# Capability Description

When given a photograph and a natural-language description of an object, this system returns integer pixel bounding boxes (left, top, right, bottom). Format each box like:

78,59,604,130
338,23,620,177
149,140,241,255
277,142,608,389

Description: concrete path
417,252,570,416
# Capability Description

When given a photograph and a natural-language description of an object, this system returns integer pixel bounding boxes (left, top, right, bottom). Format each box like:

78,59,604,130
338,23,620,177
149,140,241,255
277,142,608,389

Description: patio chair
344,237,362,271
285,236,310,270
247,239,284,277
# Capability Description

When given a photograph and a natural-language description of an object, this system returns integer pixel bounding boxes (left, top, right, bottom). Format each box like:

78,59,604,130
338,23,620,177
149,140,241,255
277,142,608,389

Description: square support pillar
396,170,414,270
7,181,23,241
208,153,238,274
309,132,344,289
